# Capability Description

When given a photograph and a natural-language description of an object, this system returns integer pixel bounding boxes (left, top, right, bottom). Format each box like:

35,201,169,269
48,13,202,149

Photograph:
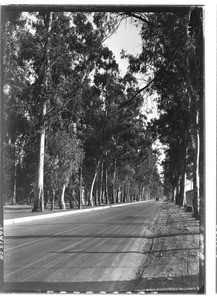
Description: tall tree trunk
33,111,46,212
89,159,101,206
51,189,55,211
79,167,83,209
126,186,130,202
105,161,109,204
123,187,127,203
112,159,117,204
171,184,176,202
175,178,180,205
59,184,66,210
189,109,200,219
100,160,104,204
141,186,145,201
33,12,52,212
179,172,186,207
12,158,17,205
98,182,102,206
89,170,97,206
69,187,75,208
117,186,121,203
179,141,187,207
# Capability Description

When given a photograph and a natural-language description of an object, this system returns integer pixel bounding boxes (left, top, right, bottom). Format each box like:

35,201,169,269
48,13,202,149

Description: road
4,201,160,293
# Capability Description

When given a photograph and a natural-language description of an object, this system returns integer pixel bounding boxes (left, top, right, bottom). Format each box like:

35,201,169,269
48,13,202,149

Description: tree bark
112,159,117,204
100,160,104,204
69,187,75,208
33,12,52,212
89,159,101,206
189,108,200,219
51,189,55,210
105,160,109,204
59,184,66,210
175,178,180,205
12,158,17,205
79,167,84,209
89,169,97,206
179,140,187,207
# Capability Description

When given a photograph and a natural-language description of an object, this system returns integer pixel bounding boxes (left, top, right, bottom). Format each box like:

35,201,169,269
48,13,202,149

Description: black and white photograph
0,1,211,295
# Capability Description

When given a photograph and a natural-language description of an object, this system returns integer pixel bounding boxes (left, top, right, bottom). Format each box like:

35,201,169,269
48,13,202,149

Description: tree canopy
2,6,203,220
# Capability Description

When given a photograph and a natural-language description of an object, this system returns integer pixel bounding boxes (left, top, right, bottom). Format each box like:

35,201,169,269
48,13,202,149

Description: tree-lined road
4,200,159,293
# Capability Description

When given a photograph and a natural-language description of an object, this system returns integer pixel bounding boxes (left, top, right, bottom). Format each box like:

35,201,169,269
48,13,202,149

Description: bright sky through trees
103,18,142,76
103,18,163,176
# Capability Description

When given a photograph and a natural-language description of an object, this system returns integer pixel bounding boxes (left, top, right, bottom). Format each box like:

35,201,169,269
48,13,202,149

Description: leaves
3,10,164,206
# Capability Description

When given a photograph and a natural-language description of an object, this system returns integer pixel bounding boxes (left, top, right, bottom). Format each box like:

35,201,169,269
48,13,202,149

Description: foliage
3,9,164,209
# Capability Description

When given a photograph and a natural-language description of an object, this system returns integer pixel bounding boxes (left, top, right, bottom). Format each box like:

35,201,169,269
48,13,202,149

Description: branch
119,77,155,110
118,32,187,111
125,12,151,26
101,16,125,44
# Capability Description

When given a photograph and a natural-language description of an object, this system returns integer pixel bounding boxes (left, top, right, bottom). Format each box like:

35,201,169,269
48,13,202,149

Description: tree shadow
5,231,200,240
48,246,200,255
3,274,200,293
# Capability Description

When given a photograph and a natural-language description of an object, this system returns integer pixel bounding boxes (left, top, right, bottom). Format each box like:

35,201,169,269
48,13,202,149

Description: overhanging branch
118,32,187,111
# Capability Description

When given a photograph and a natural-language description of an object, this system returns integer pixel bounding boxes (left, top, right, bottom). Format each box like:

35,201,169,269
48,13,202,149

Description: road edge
4,200,155,225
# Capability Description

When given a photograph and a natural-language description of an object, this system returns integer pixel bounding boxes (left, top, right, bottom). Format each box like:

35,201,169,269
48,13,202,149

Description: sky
103,19,142,76
103,19,163,175
103,19,158,118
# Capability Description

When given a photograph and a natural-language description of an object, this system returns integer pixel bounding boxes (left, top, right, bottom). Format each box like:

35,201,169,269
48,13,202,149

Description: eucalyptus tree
2,11,34,204
14,11,115,211
115,7,204,219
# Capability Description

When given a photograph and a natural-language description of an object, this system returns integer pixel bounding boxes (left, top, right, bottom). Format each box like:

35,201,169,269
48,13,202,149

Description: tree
45,128,83,210
13,11,116,211
2,11,33,204
117,8,204,219
3,9,165,213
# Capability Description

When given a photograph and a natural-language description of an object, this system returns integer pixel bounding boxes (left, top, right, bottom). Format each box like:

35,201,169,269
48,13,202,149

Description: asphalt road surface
4,200,160,293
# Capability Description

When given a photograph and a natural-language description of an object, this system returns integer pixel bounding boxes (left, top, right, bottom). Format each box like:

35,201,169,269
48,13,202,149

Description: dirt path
133,200,204,293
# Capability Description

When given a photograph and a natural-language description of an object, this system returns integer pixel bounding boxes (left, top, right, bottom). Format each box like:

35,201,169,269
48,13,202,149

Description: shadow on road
3,274,200,293
5,231,200,240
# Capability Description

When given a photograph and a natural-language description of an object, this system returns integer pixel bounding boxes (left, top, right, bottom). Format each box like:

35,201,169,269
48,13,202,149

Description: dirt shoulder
134,200,204,294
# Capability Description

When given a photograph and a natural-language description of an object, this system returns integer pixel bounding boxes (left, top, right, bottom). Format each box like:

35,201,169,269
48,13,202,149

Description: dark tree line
2,6,204,223
2,9,164,212
115,7,204,221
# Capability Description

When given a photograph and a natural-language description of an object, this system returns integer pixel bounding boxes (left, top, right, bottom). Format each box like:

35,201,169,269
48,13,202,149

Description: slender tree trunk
121,188,124,203
59,184,66,209
33,112,46,212
141,186,145,201
105,162,109,204
117,186,121,203
33,12,52,212
12,158,17,205
98,183,102,206
100,160,104,204
189,109,200,219
126,188,130,202
112,159,117,204
123,187,126,203
175,178,180,205
51,189,55,211
79,167,84,209
179,172,186,207
192,129,200,219
179,153,187,207
90,170,97,206
89,159,101,206
171,185,175,202
139,184,143,201
69,187,75,208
